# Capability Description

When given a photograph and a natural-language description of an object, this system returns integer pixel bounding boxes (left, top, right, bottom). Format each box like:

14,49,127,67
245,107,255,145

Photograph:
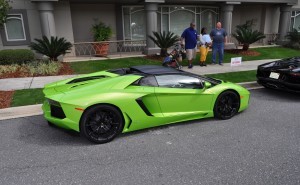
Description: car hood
43,70,142,97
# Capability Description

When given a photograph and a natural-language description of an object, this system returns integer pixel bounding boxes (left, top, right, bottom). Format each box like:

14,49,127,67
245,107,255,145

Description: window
123,7,146,40
155,75,203,89
122,5,219,40
5,14,26,41
138,76,158,87
291,11,300,31
0,10,31,46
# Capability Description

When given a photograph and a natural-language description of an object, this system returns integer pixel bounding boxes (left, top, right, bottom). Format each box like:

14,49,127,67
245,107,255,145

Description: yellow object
199,46,209,63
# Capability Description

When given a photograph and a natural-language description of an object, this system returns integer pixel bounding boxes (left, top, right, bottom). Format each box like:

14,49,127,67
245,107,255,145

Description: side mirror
204,81,212,89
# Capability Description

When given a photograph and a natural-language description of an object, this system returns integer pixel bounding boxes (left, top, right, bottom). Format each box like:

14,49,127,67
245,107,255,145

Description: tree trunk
242,43,249,51
160,48,168,57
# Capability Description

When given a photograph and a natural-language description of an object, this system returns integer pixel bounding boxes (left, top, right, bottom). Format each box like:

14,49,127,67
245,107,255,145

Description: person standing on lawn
210,22,227,65
181,22,198,69
199,27,212,66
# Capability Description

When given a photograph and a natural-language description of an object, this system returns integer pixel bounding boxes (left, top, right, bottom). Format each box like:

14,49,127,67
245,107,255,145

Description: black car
257,57,300,93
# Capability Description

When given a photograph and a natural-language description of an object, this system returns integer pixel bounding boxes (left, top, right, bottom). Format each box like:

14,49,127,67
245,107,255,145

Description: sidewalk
0,59,275,120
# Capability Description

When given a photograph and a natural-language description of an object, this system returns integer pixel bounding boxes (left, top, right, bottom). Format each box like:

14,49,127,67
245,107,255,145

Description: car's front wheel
80,105,124,144
214,91,240,120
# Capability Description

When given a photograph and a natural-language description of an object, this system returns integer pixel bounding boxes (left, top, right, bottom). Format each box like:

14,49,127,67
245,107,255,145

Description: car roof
129,65,186,75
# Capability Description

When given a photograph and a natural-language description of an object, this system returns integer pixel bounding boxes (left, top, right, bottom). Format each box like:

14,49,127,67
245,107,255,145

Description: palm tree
148,31,179,56
29,36,72,61
232,21,266,51
285,27,300,44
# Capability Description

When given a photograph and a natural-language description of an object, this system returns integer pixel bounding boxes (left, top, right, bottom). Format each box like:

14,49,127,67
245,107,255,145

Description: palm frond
148,31,179,56
29,36,72,61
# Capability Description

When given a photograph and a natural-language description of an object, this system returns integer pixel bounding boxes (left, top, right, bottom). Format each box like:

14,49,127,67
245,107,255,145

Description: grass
206,70,257,83
70,47,299,74
11,88,44,107
71,57,160,74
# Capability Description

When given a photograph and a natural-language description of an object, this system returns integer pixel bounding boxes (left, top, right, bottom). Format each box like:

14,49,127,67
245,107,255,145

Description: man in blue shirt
181,22,198,69
210,22,227,65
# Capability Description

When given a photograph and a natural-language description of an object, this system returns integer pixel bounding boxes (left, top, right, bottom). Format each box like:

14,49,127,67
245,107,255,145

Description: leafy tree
29,36,72,61
148,31,179,56
0,0,11,27
232,20,266,50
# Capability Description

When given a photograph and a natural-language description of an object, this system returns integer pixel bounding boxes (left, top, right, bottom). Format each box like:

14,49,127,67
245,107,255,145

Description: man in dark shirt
181,22,198,69
210,22,227,65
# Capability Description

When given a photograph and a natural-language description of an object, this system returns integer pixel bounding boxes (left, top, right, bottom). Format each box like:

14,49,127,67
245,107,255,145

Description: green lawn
206,70,257,83
70,47,299,74
71,57,160,74
11,88,44,107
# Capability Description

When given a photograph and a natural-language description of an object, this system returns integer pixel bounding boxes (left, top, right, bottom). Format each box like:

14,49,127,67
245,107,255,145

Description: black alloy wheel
214,91,240,120
80,105,124,144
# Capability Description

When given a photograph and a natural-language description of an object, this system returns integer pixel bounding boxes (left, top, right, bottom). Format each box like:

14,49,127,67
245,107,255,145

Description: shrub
27,61,62,76
0,49,35,65
29,36,72,61
0,60,62,76
0,0,11,27
285,27,300,49
232,20,266,50
0,64,20,75
148,31,179,56
91,21,112,41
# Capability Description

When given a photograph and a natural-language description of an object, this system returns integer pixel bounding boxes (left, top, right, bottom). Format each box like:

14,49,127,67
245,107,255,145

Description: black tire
80,105,124,144
213,91,240,120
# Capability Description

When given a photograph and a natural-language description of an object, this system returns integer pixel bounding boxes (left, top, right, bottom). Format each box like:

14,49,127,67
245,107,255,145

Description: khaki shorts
186,48,197,60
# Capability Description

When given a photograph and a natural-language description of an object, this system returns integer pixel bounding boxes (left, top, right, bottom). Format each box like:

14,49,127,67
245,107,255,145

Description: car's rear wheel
80,105,124,144
214,91,240,120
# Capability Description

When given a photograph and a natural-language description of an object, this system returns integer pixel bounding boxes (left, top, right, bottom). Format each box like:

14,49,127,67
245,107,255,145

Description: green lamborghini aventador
42,65,250,144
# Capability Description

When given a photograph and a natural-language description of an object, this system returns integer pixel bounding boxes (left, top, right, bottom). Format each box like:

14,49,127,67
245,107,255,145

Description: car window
138,76,158,87
155,75,203,89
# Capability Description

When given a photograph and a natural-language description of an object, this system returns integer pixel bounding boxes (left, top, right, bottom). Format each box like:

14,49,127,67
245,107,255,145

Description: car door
154,74,214,117
125,75,162,117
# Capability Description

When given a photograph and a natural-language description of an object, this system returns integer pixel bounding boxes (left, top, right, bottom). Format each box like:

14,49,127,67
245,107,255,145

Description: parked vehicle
257,57,300,93
43,65,250,144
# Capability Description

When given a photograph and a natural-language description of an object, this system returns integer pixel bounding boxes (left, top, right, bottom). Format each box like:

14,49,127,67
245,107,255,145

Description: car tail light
290,73,300,77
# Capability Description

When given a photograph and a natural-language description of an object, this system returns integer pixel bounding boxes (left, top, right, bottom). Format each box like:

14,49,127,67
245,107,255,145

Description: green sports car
42,65,250,144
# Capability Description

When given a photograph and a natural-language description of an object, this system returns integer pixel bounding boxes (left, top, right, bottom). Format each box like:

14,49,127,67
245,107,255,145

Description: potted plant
91,21,112,57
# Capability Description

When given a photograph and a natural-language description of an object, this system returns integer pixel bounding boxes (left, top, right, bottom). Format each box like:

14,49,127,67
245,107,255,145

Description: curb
0,104,43,121
0,82,262,121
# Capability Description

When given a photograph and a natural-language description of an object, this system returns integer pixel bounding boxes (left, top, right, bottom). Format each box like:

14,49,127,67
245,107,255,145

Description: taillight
290,73,300,77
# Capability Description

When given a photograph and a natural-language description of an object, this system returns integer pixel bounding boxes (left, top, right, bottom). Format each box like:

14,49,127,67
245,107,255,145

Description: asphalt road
0,89,300,185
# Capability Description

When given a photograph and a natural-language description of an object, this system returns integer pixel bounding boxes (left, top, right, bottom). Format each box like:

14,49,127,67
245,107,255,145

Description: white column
37,1,56,38
221,4,234,36
144,3,160,55
278,5,292,42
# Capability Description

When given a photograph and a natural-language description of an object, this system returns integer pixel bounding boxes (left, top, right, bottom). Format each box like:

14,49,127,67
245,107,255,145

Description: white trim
4,14,27,42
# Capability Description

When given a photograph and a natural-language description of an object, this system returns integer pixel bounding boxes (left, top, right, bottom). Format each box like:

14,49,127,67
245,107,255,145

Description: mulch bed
0,62,73,79
0,91,14,109
144,55,165,62
225,49,261,56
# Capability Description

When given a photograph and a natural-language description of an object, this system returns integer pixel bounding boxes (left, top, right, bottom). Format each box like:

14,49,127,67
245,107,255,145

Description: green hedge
0,49,35,65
